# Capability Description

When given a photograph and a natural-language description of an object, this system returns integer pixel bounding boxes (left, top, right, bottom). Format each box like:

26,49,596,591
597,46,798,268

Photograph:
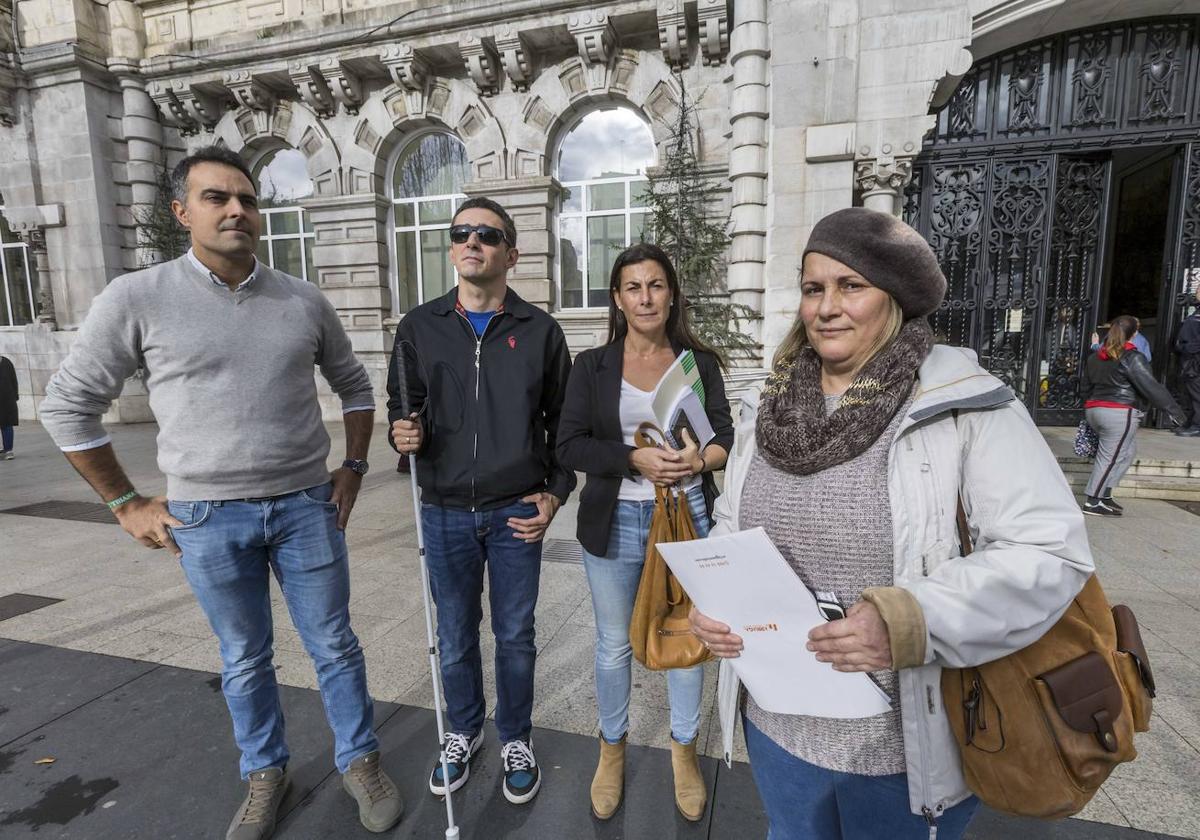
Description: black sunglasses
449,224,509,248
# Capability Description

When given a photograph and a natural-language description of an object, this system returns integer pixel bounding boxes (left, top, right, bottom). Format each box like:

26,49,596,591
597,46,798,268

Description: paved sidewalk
2,420,1199,838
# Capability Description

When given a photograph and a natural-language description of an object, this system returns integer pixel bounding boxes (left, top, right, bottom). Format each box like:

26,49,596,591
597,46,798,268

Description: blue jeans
581,484,709,745
1,425,12,451
170,482,378,778
744,716,978,840
421,499,543,744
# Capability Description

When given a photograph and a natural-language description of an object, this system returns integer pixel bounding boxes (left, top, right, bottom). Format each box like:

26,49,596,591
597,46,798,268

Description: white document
649,350,715,449
657,528,892,718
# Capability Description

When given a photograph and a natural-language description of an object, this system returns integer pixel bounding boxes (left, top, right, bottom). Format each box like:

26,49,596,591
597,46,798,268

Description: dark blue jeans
421,499,542,744
744,716,978,840
1,425,12,451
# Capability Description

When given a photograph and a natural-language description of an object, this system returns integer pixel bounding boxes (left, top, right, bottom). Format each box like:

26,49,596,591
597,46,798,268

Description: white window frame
556,176,650,311
0,207,34,326
387,131,469,315
258,207,315,283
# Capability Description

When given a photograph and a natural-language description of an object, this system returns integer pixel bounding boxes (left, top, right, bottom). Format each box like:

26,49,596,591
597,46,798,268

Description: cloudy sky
258,149,314,204
558,108,656,182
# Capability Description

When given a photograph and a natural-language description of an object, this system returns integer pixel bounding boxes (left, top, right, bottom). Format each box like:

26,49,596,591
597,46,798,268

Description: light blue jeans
169,482,378,777
581,484,709,745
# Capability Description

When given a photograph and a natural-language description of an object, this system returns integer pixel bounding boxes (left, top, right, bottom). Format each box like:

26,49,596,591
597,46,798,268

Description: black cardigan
556,341,735,557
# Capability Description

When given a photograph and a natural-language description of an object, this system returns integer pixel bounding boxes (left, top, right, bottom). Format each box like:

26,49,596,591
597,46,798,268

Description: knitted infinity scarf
756,319,934,475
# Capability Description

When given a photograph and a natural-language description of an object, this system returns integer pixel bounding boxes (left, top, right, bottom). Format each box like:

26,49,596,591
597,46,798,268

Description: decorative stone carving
381,44,430,92
855,156,915,214
149,81,199,135
657,0,689,69
171,80,231,132
461,35,501,97
567,12,616,66
496,28,533,92
696,0,730,66
224,70,277,112
316,57,364,115
289,61,336,119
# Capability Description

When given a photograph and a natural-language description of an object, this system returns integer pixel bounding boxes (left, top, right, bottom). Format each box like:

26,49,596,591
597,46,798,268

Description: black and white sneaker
501,738,541,804
429,730,483,796
1082,499,1120,517
1101,497,1124,513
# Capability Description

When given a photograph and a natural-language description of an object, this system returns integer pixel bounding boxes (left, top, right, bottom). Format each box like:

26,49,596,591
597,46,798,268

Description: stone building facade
1,0,1198,425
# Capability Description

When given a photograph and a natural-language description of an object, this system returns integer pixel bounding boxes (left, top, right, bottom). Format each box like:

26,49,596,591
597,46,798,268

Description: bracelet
107,490,139,510
696,454,707,475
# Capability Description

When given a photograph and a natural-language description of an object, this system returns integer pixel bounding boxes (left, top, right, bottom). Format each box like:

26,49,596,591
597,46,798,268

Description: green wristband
107,490,139,510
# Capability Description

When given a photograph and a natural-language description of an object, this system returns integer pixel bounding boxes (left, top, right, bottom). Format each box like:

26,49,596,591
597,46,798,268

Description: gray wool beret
802,207,947,319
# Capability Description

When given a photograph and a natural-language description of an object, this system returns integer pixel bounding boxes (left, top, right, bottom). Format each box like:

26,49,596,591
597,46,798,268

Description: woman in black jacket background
556,243,733,823
1080,314,1186,516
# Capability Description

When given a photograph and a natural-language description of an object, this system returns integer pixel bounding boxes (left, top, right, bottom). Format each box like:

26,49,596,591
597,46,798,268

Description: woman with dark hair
556,242,734,822
1080,314,1186,516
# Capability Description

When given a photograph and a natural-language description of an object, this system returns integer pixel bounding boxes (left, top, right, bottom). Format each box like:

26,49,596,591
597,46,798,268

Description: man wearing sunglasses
386,196,575,806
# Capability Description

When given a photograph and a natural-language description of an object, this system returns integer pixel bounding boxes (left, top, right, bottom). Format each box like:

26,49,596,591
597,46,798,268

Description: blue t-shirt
464,310,495,337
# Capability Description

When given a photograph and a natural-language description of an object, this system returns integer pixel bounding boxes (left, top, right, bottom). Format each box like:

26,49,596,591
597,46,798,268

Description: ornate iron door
910,15,1200,425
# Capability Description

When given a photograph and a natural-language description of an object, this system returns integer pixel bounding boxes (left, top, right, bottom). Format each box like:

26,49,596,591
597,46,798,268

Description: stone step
1057,459,1199,478
1061,470,1200,501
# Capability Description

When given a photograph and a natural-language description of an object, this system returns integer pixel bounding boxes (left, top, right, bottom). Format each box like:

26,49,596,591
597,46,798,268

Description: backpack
940,498,1155,818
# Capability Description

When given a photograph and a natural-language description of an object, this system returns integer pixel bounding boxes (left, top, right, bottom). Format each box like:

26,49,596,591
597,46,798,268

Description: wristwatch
342,459,370,476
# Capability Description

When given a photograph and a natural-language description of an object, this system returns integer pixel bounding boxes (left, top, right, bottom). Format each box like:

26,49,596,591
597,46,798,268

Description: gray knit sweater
40,255,374,500
740,392,911,776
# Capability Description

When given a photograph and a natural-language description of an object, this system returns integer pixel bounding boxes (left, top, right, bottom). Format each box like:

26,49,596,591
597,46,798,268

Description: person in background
1080,314,1187,515
0,353,17,459
1091,317,1152,361
689,207,1093,840
1174,290,1200,437
556,242,734,823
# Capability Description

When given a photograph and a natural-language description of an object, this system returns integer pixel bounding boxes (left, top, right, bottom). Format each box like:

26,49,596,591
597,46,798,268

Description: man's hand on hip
330,467,363,530
507,492,561,543
114,496,183,557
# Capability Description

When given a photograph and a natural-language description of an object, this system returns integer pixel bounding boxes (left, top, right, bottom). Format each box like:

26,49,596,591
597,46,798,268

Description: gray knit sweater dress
740,392,912,776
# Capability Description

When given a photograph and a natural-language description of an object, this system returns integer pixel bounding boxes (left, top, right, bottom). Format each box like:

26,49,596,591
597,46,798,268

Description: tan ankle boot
670,738,707,822
590,736,626,820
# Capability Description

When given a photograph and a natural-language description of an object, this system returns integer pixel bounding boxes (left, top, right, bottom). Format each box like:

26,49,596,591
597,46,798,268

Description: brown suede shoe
226,767,290,840
590,736,626,820
342,750,404,833
670,738,707,822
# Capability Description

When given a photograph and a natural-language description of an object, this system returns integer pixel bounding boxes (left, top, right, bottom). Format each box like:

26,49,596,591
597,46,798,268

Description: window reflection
254,149,316,283
556,109,655,309
0,195,35,326
391,133,470,313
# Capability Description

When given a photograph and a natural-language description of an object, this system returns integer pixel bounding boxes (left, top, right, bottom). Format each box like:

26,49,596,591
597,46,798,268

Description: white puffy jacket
712,345,1094,823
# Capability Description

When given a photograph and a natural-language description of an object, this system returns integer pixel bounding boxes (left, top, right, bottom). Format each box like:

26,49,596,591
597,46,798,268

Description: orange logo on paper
743,623,779,632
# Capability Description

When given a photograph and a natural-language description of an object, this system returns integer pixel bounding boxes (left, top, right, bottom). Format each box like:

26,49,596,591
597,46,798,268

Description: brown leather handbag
941,498,1155,818
628,424,711,671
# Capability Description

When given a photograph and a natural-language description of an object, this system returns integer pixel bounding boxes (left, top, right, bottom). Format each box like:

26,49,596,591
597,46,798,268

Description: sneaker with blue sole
501,737,541,804
429,731,483,796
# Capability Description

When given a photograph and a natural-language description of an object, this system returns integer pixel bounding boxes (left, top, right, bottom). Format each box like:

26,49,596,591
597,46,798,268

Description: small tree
133,167,189,267
641,75,758,363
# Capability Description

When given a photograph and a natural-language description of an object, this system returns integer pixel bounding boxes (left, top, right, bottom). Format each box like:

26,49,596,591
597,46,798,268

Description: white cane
395,340,460,839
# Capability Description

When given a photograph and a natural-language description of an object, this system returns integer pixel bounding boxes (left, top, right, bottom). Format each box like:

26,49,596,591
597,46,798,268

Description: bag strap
951,409,974,556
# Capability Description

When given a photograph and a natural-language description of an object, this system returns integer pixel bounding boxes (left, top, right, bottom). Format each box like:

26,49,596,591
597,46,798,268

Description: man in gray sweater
39,147,403,840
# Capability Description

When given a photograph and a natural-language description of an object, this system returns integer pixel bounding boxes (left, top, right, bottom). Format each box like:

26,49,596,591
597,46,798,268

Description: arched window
253,148,316,282
0,196,35,326
556,108,656,308
390,132,470,312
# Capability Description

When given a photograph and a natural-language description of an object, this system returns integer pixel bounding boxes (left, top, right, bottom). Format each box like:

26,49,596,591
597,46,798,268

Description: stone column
854,155,913,217
463,175,561,311
302,193,392,419
23,228,56,327
727,0,769,361
111,62,164,269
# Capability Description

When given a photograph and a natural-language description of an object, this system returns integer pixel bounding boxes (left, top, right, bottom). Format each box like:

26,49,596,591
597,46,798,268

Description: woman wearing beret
689,208,1094,840
557,242,734,822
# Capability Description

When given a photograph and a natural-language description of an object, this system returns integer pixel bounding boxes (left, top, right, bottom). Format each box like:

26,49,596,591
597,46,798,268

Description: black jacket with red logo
387,286,576,510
